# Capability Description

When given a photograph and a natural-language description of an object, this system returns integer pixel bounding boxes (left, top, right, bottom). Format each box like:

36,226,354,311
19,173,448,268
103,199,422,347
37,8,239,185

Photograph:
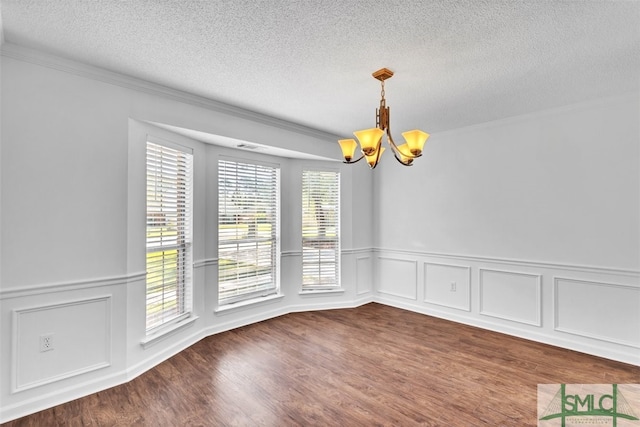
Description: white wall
377,95,639,269
373,93,640,365
0,46,374,422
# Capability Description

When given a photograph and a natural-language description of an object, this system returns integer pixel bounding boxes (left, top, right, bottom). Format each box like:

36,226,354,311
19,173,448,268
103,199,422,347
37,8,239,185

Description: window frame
301,168,341,291
217,157,281,306
145,138,194,333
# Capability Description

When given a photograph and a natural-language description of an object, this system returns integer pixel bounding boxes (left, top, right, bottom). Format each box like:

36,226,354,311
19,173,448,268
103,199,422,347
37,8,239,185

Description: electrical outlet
450,282,457,292
40,334,54,352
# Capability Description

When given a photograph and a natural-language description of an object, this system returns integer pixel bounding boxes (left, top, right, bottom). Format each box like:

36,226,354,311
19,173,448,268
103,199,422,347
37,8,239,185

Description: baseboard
373,295,640,366
373,248,640,366
0,368,128,423
3,263,636,424
0,295,373,423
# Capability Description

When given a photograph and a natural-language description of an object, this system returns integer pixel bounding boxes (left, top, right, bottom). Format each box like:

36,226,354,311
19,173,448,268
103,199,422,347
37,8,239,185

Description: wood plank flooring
4,303,639,426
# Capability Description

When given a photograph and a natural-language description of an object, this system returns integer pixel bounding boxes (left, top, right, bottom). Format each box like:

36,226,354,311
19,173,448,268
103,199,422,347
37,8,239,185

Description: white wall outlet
39,334,54,352
450,282,457,292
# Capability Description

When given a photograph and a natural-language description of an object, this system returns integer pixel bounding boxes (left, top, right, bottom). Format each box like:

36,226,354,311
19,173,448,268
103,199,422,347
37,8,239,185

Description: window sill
141,315,199,349
299,288,345,296
215,293,285,315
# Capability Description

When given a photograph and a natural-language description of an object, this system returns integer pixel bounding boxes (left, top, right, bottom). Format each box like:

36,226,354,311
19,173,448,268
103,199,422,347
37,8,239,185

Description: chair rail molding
0,272,146,300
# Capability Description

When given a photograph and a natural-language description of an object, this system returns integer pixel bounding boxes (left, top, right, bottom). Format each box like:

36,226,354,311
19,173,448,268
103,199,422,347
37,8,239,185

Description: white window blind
218,159,279,303
146,141,193,332
302,170,340,289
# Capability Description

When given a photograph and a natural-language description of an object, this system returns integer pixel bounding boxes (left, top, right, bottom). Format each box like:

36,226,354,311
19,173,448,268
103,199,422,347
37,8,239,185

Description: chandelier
338,68,430,169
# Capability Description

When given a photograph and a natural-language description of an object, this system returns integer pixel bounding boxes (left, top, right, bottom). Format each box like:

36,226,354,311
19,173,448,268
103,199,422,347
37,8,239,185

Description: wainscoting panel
372,248,639,364
479,268,542,326
12,296,112,392
377,257,418,300
423,262,471,311
554,277,640,348
356,256,373,295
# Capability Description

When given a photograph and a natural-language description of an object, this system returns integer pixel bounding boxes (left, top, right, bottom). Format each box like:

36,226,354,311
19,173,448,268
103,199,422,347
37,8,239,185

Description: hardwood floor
4,303,639,426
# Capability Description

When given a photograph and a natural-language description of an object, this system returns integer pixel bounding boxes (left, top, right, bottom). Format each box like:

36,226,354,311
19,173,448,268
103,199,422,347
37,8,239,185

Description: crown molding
0,42,341,142
433,91,640,138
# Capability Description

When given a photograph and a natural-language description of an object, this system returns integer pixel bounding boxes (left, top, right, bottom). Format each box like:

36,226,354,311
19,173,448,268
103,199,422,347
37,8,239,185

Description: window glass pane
218,159,279,303
146,141,193,331
302,170,340,288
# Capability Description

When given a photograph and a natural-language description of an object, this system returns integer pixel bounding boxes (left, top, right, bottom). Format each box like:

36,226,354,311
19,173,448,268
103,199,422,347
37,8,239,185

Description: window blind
302,170,340,289
146,141,193,331
218,159,279,303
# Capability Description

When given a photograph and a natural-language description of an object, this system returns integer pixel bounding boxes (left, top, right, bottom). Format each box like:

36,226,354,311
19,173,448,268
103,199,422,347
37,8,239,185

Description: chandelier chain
380,80,386,100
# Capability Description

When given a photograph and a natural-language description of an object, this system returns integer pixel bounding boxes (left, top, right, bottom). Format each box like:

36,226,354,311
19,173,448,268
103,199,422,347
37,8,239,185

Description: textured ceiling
1,0,639,138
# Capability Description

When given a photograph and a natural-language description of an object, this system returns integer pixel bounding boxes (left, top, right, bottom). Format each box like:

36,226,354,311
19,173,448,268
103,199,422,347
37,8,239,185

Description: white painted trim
355,255,372,296
377,256,418,300
432,92,639,138
423,260,472,270
193,258,217,269
141,315,200,349
13,362,112,395
0,271,145,299
373,247,639,277
147,134,194,154
423,262,472,312
0,368,130,424
155,252,365,272
281,250,301,258
0,43,341,142
206,298,373,341
374,295,640,367
1,295,375,423
4,246,639,421
299,288,345,296
553,277,640,349
286,297,373,314
11,296,112,393
214,293,285,315
3,277,639,423
125,327,207,389
342,248,372,256
478,268,542,327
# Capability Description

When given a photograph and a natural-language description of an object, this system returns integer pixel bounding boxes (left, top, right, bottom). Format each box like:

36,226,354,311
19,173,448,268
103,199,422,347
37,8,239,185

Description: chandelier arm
385,129,401,155
343,153,365,164
392,153,413,166
386,128,420,159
